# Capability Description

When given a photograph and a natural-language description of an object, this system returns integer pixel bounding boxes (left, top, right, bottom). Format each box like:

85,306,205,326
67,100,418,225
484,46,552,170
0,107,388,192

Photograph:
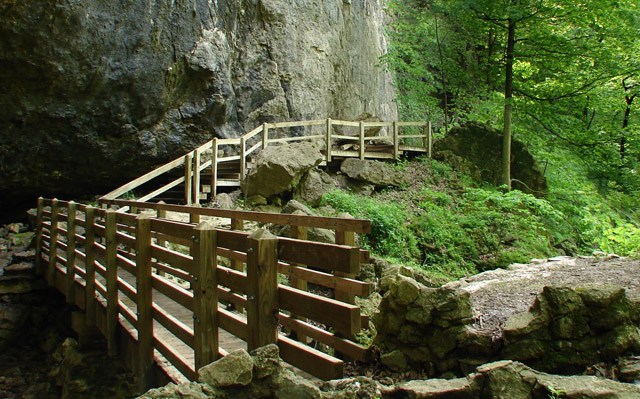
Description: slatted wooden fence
35,198,373,390
101,118,432,204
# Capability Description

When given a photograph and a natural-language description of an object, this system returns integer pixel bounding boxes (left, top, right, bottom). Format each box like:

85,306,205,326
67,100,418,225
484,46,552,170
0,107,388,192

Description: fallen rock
198,348,254,387
243,142,324,198
293,168,338,207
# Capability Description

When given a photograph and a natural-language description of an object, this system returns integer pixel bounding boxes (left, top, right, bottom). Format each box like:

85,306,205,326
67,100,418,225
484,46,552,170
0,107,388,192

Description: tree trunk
501,19,516,189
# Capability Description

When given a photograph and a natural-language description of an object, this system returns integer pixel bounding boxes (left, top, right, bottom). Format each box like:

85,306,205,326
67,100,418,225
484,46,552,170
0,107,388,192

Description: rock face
340,159,409,187
0,0,396,222
243,142,324,198
373,273,640,377
433,122,547,194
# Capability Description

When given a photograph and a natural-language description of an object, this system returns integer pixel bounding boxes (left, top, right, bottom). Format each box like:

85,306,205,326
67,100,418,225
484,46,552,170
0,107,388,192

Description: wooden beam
246,229,278,351
277,238,360,274
334,212,356,305
229,219,244,272
184,153,192,205
262,123,269,149
193,221,219,369
193,149,201,205
65,201,77,303
105,209,118,356
278,336,343,381
393,121,399,159
136,214,154,390
84,206,97,326
47,199,59,286
35,197,44,275
211,138,218,196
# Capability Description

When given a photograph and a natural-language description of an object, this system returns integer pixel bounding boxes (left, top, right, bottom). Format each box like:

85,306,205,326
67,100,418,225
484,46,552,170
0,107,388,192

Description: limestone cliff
0,0,396,220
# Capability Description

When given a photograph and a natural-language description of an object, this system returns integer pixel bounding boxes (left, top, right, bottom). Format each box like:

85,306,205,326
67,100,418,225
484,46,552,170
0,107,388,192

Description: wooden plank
229,219,244,272
359,121,365,160
288,223,308,343
47,199,59,286
245,142,261,156
150,218,194,241
115,212,137,226
362,121,394,127
216,137,241,145
102,155,186,200
331,120,360,127
35,197,44,275
138,176,185,203
116,231,136,250
65,202,77,303
278,238,360,274
278,262,370,297
218,286,247,310
267,134,324,144
217,265,247,294
84,206,97,326
105,209,118,356
335,213,356,304
246,229,279,351
119,300,138,328
398,134,428,139
211,138,218,196
399,145,428,152
193,149,201,205
152,260,193,283
278,313,371,362
326,118,332,162
150,244,194,275
151,274,195,310
240,137,246,184
193,221,219,369
277,336,343,381
184,153,192,205
136,214,154,390
393,121,399,159
278,285,361,336
332,134,359,141
153,336,196,381
397,121,428,127
99,199,372,234
245,124,264,140
427,121,432,158
217,229,250,253
152,303,195,349
218,308,247,341
117,276,137,302
116,251,136,275
262,123,269,149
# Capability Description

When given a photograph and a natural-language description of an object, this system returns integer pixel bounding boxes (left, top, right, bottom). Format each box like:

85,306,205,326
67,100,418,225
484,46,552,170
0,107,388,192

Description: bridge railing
100,118,431,204
35,198,373,389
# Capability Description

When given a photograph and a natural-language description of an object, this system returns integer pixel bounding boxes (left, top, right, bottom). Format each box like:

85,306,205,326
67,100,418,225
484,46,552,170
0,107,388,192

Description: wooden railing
101,118,431,204
35,198,373,389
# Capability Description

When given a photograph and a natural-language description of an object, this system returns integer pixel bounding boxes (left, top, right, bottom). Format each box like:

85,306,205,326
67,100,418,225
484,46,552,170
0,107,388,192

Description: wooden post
156,201,166,246
193,149,201,205
47,199,59,286
246,229,279,351
211,138,218,196
326,118,332,162
425,121,432,158
335,213,356,305
240,136,246,183
193,221,219,369
136,214,154,390
105,208,118,357
65,201,77,303
289,223,308,344
359,121,365,160
35,197,44,275
230,218,244,272
185,153,193,205
85,206,97,326
190,213,201,225
393,121,399,159
262,123,269,149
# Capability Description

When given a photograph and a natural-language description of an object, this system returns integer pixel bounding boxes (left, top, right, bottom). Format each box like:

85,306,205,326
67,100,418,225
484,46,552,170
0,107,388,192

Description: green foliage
320,190,418,260
600,224,640,257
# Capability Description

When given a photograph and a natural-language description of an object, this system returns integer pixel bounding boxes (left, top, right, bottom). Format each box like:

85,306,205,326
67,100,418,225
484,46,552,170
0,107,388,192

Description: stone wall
373,274,640,377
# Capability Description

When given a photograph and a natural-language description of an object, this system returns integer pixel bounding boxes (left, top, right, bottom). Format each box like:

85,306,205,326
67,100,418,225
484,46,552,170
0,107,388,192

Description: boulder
197,349,254,387
293,168,338,207
340,159,409,188
212,193,235,210
243,142,324,198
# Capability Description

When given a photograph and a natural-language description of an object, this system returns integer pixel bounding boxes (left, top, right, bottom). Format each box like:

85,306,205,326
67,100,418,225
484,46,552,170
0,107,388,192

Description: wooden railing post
262,123,269,149
393,121,399,159
65,201,77,303
185,153,193,205
136,214,154,390
425,121,432,158
326,118,333,162
105,208,118,356
211,138,218,196
193,221,219,369
240,136,247,184
35,197,44,275
193,149,201,205
84,206,97,326
246,229,279,351
335,212,356,305
47,199,59,286
359,121,365,160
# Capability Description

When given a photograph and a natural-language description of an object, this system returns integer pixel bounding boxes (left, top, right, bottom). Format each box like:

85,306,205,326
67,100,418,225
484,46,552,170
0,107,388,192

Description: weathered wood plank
246,229,279,351
47,199,60,286
105,209,118,356
84,206,97,326
153,336,196,381
278,285,361,337
193,221,219,369
152,303,195,349
218,308,247,341
150,218,194,241
277,336,343,381
150,244,194,275
277,238,360,274
35,197,44,275
151,274,195,310
267,134,324,144
136,214,154,390
216,264,247,294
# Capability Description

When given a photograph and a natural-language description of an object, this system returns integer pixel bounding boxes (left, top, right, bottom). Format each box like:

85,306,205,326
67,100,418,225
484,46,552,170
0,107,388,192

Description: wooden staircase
100,118,432,204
